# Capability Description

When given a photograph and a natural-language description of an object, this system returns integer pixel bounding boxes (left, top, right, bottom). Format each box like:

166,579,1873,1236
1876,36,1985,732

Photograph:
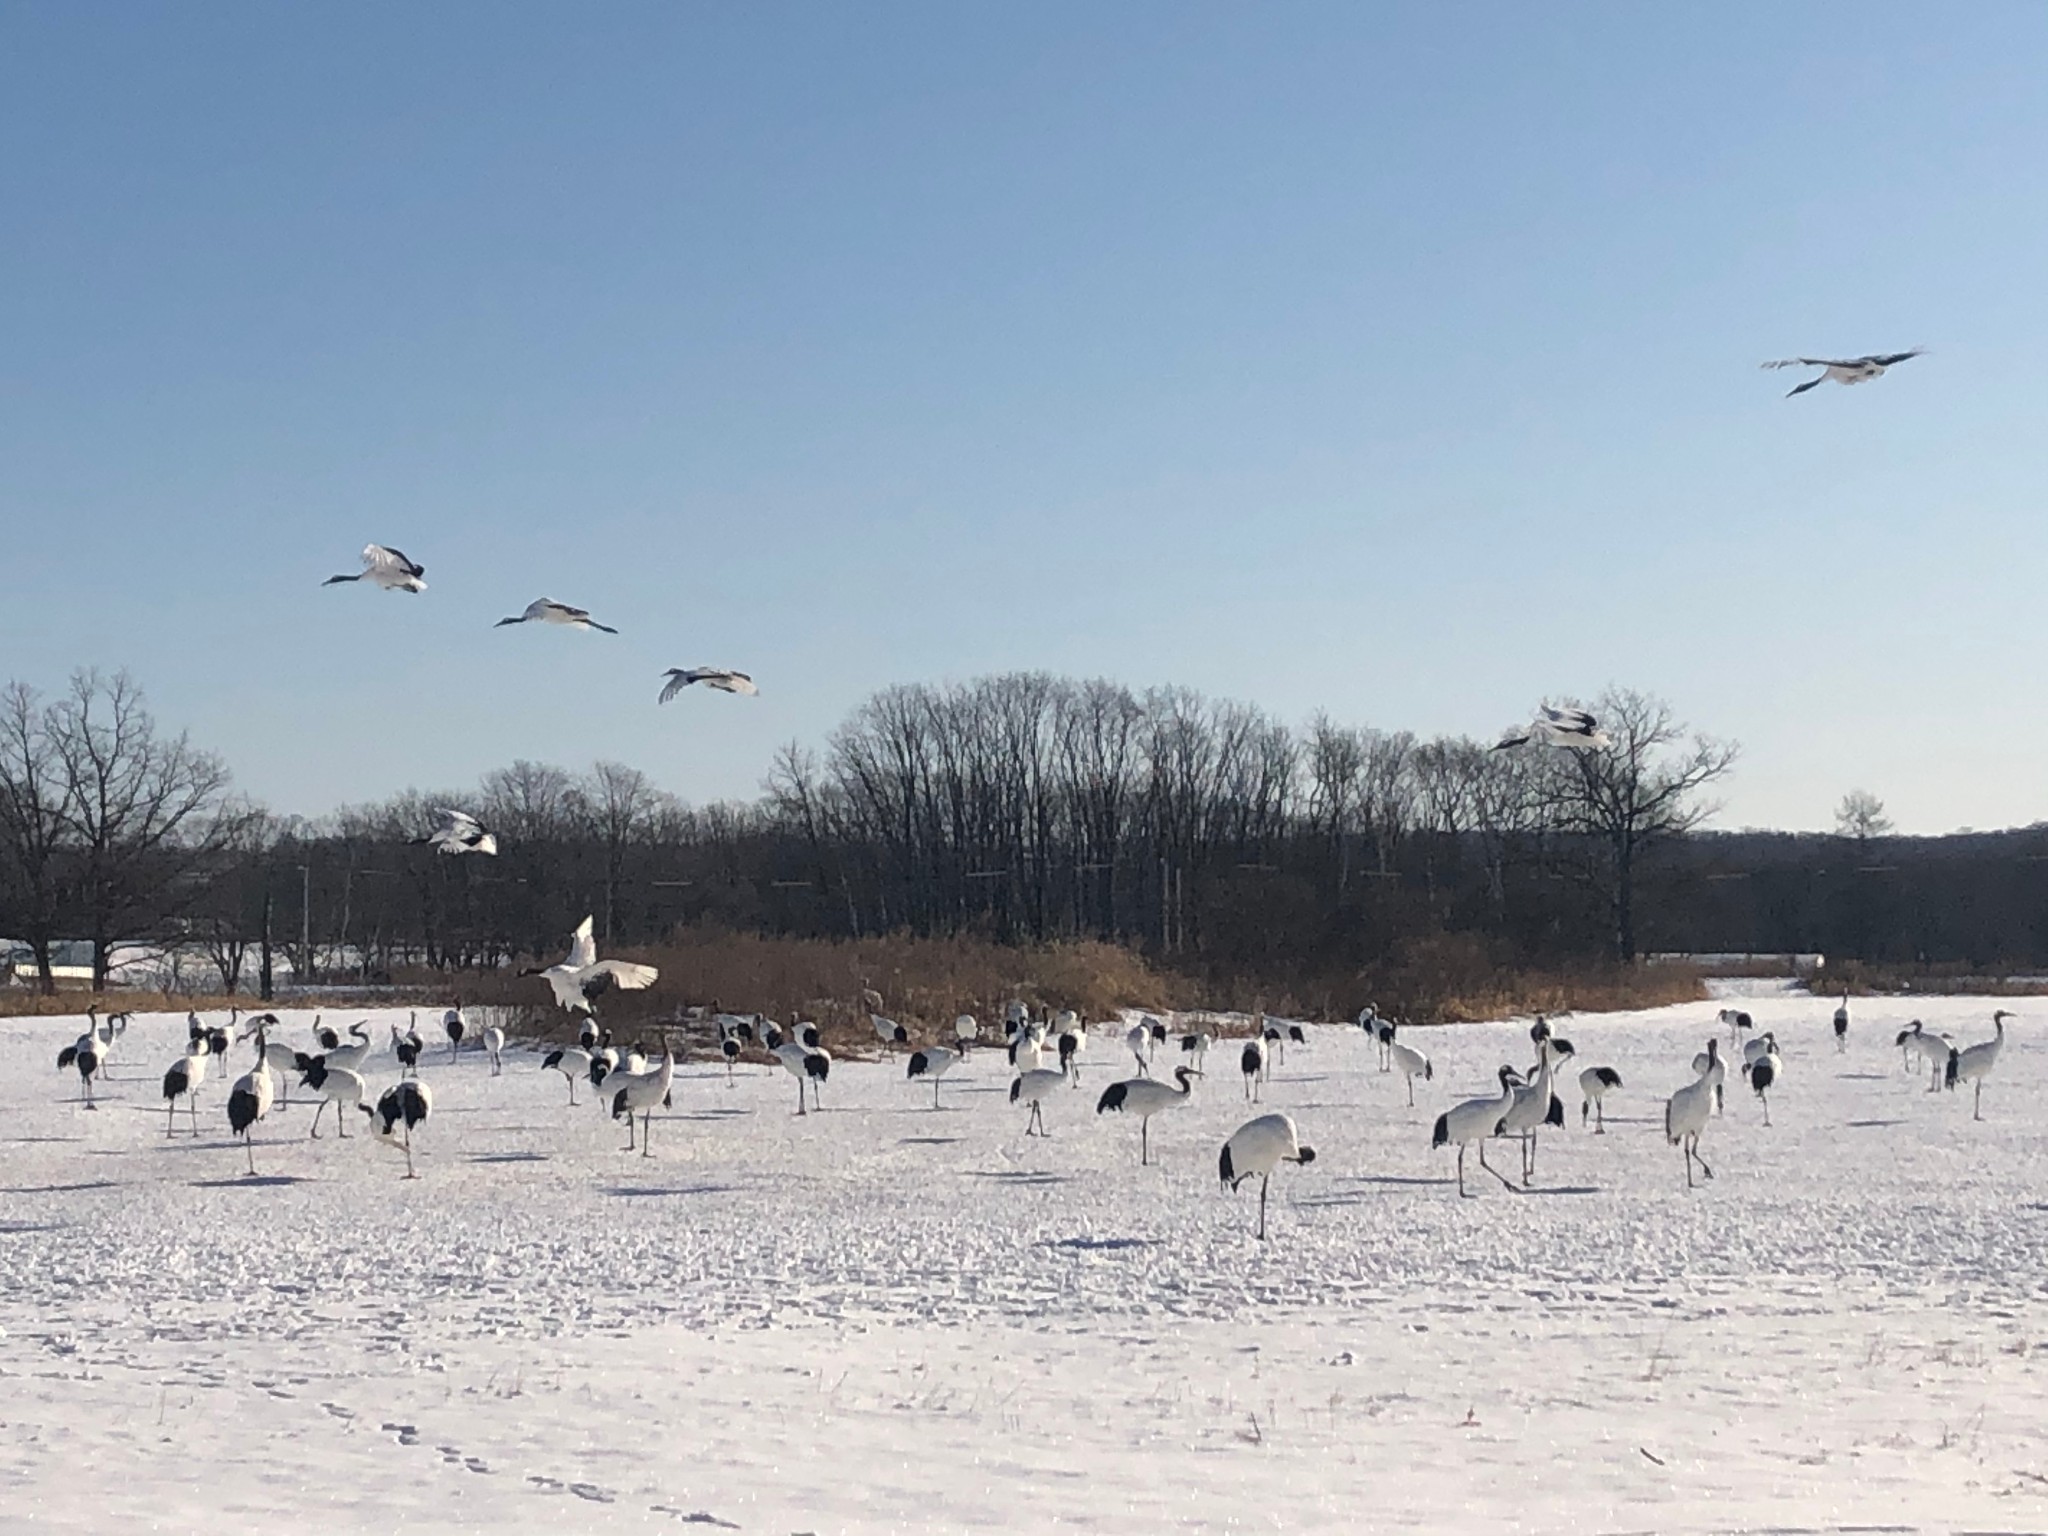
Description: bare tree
574,761,666,942
1549,688,1738,961
1836,789,1893,840
45,670,249,988
0,681,70,992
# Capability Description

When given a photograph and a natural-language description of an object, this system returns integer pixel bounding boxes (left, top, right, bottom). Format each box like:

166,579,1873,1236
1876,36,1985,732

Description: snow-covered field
4,994,2046,1533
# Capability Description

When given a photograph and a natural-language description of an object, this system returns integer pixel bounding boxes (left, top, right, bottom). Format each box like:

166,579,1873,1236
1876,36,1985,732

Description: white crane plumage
226,1061,275,1175
1218,1113,1317,1241
1499,1040,1567,1185
1743,1039,1782,1126
1945,1011,2012,1121
1896,1020,1952,1090
610,1036,675,1155
1124,1022,1151,1075
906,1046,962,1108
323,543,425,593
161,1043,210,1137
414,808,497,856
1493,705,1610,752
1666,1041,1719,1190
771,1040,830,1115
363,1079,433,1178
1762,349,1923,397
494,598,618,633
1578,1065,1622,1132
1011,1067,1067,1136
525,917,659,1014
659,668,758,701
300,1060,366,1138
872,1013,910,1048
1239,1036,1267,1102
1095,1065,1201,1165
1385,1025,1433,1107
540,1044,590,1104
1431,1066,1523,1198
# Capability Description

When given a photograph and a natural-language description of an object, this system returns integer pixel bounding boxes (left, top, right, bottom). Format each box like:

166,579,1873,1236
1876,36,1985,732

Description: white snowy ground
3,995,2047,1535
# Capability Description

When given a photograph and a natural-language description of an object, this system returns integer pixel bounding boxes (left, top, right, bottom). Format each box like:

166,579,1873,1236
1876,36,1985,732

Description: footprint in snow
650,1507,739,1528
321,1402,354,1421
381,1422,420,1446
570,1483,615,1503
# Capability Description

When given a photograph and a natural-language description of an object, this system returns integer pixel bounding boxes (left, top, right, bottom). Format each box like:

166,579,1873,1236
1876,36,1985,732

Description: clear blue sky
5,2,2045,833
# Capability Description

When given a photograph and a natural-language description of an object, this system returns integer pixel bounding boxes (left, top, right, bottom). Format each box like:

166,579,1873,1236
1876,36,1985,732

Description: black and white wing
1761,357,1857,371
432,807,497,854
661,668,757,702
366,544,424,579
1868,349,1925,368
1539,706,1598,736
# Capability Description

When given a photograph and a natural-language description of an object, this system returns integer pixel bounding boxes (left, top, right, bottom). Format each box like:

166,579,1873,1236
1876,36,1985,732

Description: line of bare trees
5,666,1746,996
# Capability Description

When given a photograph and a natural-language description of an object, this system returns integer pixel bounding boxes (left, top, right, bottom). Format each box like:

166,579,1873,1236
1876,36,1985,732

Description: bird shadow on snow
0,1179,119,1195
4,1136,84,1145
899,1137,960,1147
1043,1236,1159,1253
0,1220,71,1235
191,1175,311,1189
603,1184,733,1199
1846,1119,1906,1130
963,1170,1069,1186
1838,1073,1891,1082
469,1152,550,1164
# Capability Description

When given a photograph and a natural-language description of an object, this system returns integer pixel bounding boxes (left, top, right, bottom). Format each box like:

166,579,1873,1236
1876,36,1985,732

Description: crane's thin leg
167,1099,176,1138
337,1108,349,1140
1761,1093,1771,1127
1478,1142,1519,1192
1596,1101,1606,1134
1256,1176,1269,1242
403,1126,418,1179
641,1110,653,1157
310,1100,326,1140
190,1098,200,1136
1407,1076,1415,1107
1456,1145,1471,1198
245,1134,256,1177
1140,1120,1150,1166
1975,1082,1983,1122
567,1078,578,1107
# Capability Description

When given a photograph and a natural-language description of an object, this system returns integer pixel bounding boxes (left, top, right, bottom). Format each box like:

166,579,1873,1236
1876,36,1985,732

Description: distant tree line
4,668,2044,998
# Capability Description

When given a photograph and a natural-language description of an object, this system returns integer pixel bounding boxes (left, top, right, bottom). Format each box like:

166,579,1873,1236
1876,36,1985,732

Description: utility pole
296,862,312,986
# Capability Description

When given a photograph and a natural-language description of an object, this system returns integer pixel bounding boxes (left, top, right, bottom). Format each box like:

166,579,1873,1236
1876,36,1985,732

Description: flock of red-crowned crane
46,965,2016,1241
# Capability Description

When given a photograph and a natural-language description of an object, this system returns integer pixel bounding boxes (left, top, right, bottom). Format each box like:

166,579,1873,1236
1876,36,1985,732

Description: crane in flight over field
524,916,659,1014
